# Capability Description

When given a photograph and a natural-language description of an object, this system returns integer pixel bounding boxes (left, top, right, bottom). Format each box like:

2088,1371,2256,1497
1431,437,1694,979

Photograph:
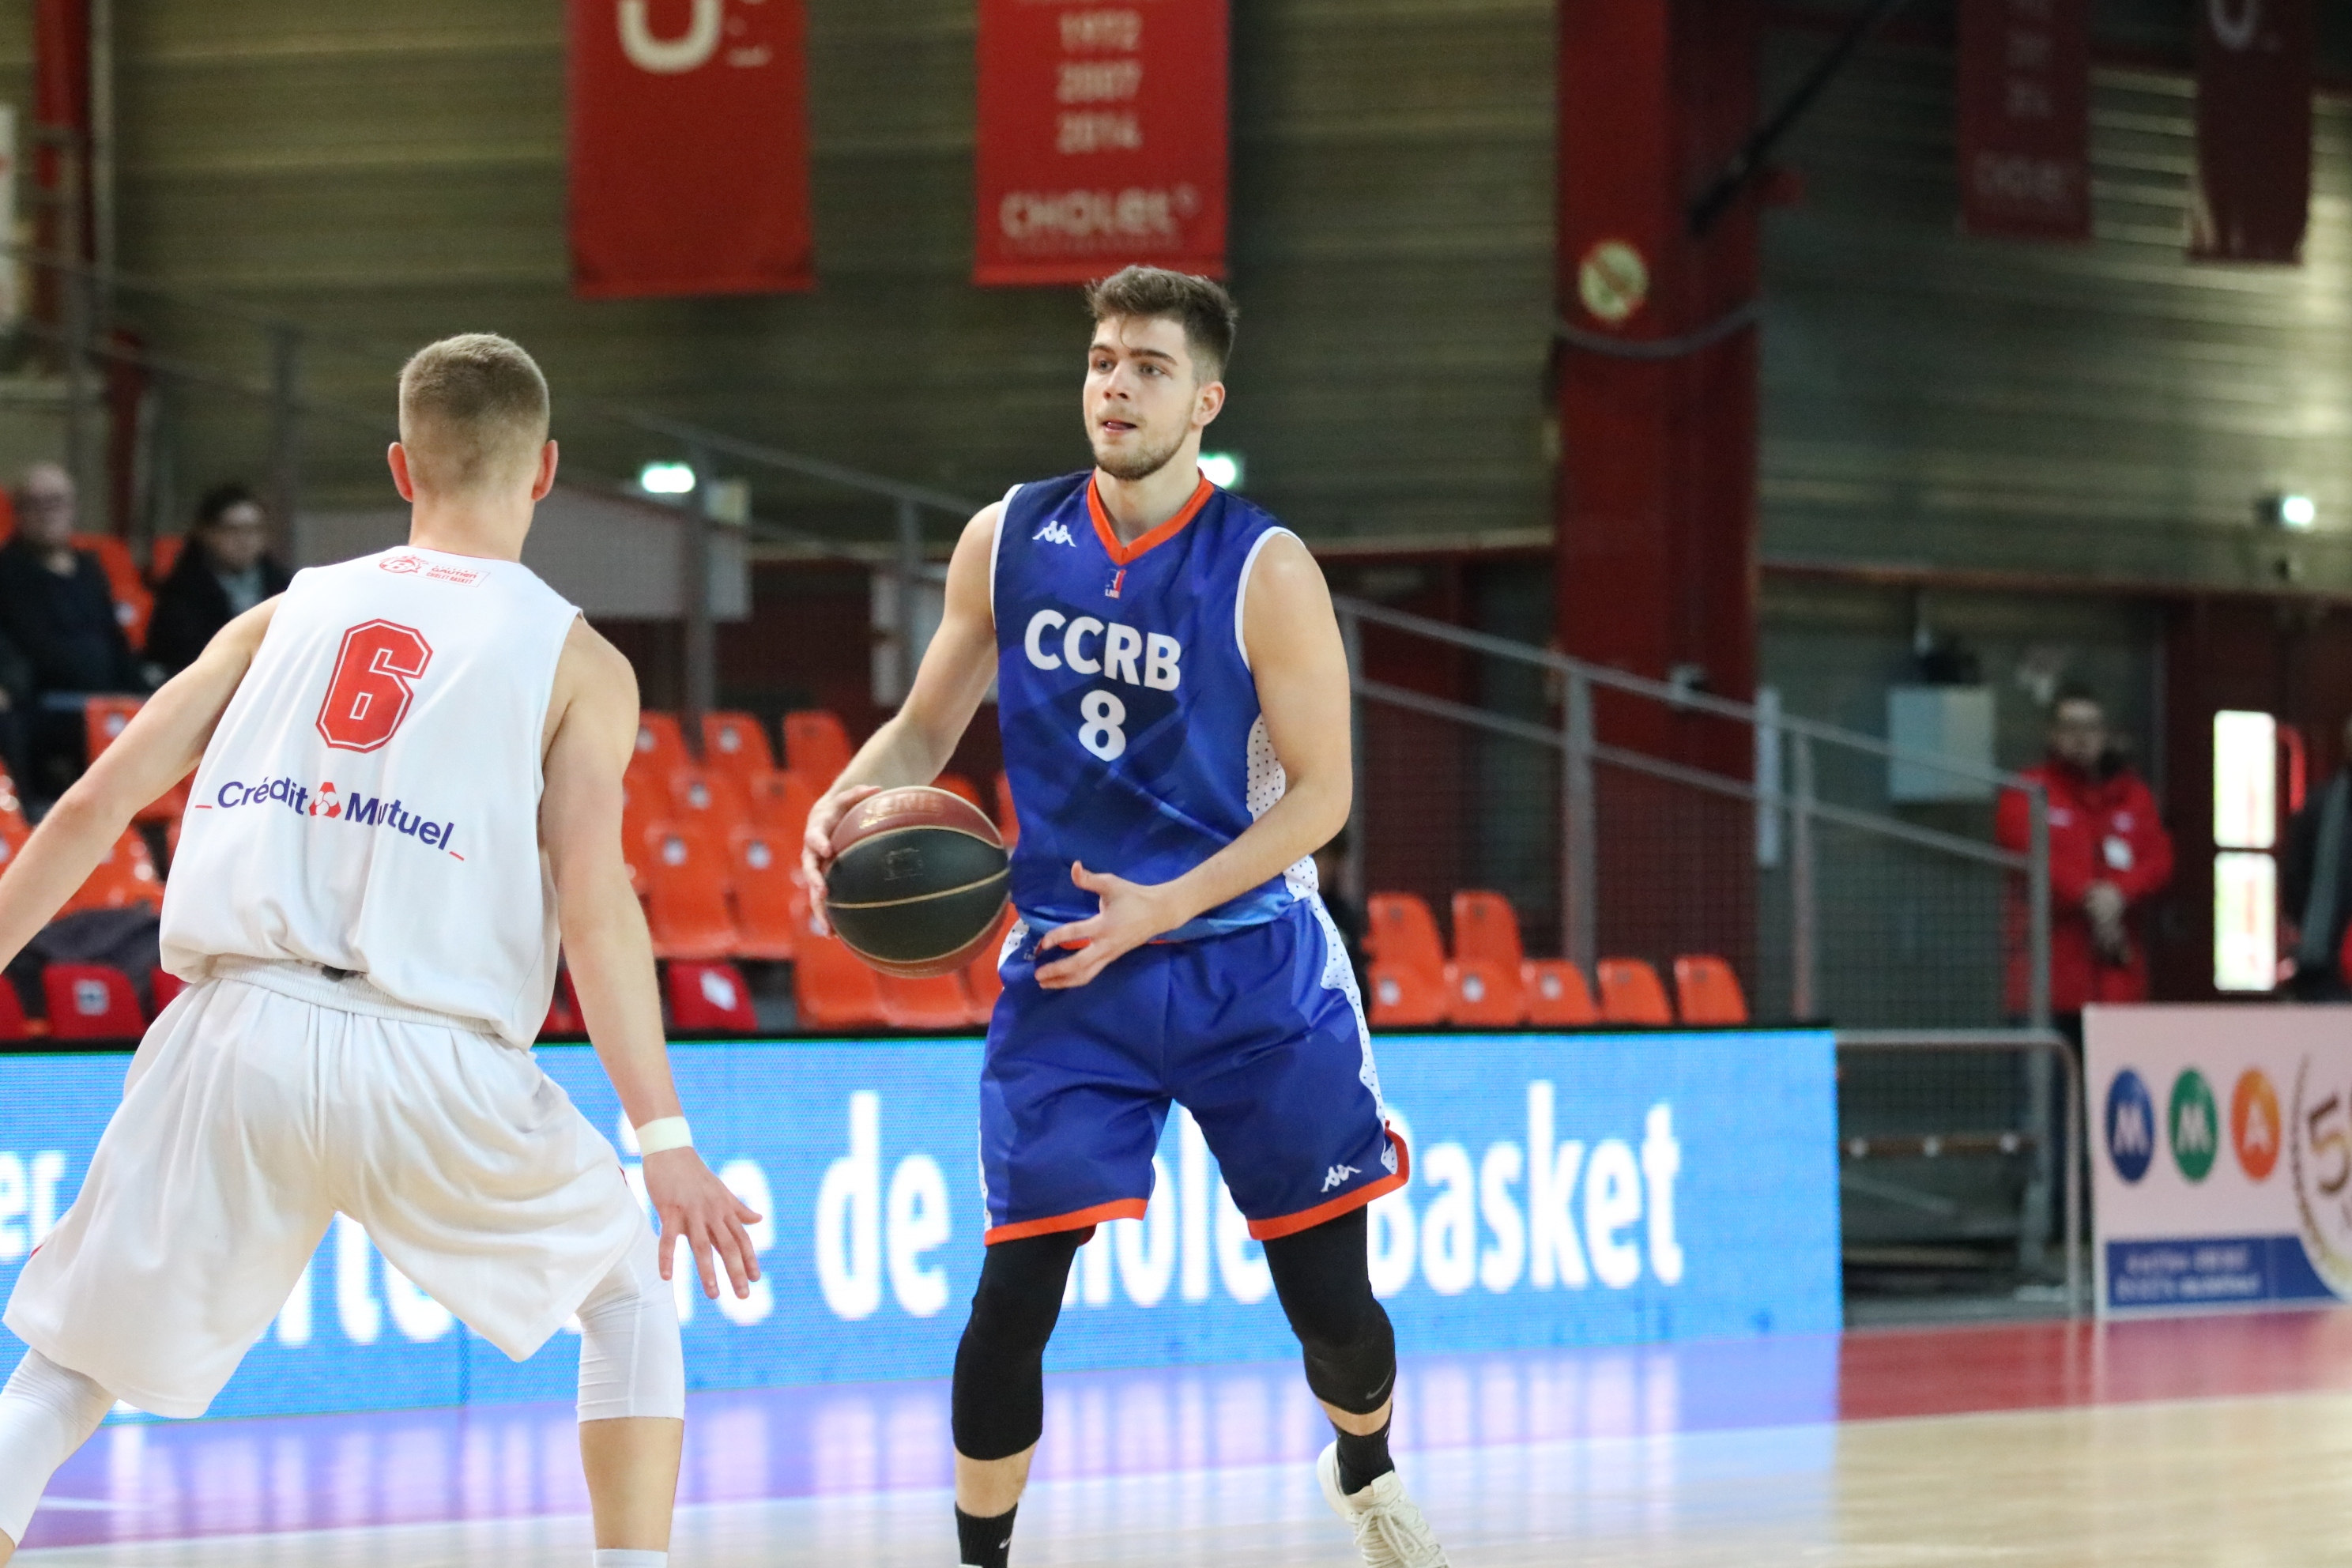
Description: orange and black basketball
824,786,1010,978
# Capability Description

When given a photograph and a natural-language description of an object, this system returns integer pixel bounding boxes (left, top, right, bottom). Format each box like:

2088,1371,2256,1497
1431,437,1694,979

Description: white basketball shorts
2,959,644,1418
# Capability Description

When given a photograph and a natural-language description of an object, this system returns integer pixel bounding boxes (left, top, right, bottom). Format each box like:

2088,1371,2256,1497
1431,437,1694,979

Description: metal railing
1333,593,2053,1030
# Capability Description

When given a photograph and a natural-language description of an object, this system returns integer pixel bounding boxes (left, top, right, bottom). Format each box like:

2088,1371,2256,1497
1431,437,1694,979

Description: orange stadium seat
631,712,690,780
665,766,753,838
789,887,885,1030
150,969,187,1015
0,816,29,877
541,971,582,1039
147,534,183,582
44,963,144,1038
966,929,1006,1024
729,827,800,961
62,829,163,914
878,973,974,1031
0,763,26,834
666,960,759,1034
76,535,141,602
1596,957,1675,1026
702,711,777,782
749,770,820,844
1524,959,1600,1027
1674,954,1750,1025
933,772,987,816
85,695,141,762
1446,891,1528,1026
782,709,855,784
995,771,1020,844
642,823,737,961
1364,893,1448,1027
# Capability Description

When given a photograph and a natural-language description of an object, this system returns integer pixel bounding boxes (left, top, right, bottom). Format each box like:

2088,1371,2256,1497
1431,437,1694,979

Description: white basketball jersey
160,546,580,1046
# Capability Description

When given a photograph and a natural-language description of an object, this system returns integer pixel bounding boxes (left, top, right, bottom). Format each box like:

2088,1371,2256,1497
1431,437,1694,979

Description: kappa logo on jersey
1321,1163,1360,1192
1032,521,1077,547
208,775,463,859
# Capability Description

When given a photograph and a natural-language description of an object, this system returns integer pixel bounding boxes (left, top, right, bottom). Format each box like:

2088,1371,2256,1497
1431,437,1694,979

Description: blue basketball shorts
978,895,1407,1246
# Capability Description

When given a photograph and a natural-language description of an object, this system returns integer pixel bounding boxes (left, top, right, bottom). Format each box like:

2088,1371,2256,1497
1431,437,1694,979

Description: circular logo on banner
2106,1070,2156,1184
2169,1069,2219,1182
2290,1057,2352,1295
2233,1069,2282,1182
1577,239,1651,326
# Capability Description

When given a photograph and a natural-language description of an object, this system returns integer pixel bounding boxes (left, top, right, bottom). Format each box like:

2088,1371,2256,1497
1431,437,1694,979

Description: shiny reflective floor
24,1313,2352,1564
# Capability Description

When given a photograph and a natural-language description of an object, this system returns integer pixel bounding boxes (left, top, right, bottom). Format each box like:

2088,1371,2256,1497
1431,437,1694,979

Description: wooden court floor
25,1316,2352,1566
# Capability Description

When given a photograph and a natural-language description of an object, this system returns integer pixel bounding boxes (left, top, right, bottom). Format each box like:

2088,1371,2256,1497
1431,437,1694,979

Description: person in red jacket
1995,685,2176,1035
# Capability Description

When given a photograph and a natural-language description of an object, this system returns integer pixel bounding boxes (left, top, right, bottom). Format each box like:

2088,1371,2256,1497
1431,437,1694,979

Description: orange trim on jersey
1246,1128,1412,1242
985,1197,1148,1246
1087,473,1216,566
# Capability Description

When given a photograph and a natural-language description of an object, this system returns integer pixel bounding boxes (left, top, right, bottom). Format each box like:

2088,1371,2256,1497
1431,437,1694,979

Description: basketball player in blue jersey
803,267,1449,1568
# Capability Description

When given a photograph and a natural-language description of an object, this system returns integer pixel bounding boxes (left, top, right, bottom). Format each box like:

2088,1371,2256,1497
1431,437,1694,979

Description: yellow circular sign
1577,239,1650,326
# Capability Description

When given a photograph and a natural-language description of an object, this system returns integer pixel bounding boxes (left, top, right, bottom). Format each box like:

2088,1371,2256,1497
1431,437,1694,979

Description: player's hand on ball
1035,861,1181,989
798,783,882,937
643,1146,763,1300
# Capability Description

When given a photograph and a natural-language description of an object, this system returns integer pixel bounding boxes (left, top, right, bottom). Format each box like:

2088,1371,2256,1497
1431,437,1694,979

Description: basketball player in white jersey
0,334,756,1568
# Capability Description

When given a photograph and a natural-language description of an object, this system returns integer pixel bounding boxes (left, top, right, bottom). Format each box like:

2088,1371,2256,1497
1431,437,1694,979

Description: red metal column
1555,0,1761,971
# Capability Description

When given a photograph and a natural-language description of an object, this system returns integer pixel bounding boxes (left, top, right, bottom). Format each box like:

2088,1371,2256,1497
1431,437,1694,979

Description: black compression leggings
950,1207,1395,1461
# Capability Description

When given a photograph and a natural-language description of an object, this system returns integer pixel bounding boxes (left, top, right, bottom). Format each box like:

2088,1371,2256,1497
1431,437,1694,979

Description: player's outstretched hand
798,783,882,937
643,1146,763,1299
1035,861,1182,990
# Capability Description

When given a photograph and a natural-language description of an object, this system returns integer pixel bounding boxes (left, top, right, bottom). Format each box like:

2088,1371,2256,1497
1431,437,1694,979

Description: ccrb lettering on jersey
993,469,1316,941
160,546,579,1046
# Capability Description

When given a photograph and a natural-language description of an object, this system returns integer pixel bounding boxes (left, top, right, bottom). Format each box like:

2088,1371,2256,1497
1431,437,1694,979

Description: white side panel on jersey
989,484,1020,619
1244,715,1320,900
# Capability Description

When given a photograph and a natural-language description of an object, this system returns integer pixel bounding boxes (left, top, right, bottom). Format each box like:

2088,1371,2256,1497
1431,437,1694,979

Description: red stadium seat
150,969,187,1016
1523,959,1600,1026
1446,891,1527,1026
878,973,974,1031
0,982,29,1043
85,695,141,763
76,535,142,604
1674,954,1750,1025
995,771,1020,844
1596,957,1675,1026
642,822,738,961
0,763,26,835
147,534,183,583
136,775,192,827
541,971,582,1039
789,887,885,1029
44,963,144,1039
729,827,800,961
1364,893,1448,1027
62,829,163,915
782,710,855,785
749,769,820,845
665,766,753,839
0,816,29,877
966,925,1008,1024
631,712,690,781
701,710,777,783
665,960,759,1034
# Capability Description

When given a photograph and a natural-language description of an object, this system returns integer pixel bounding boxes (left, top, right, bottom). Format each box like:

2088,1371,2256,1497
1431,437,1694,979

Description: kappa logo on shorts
1321,1163,1360,1193
1032,521,1077,547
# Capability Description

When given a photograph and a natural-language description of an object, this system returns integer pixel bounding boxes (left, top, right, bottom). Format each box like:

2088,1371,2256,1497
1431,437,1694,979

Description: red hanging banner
2190,0,2313,264
567,0,813,299
1955,0,2091,242
974,0,1229,287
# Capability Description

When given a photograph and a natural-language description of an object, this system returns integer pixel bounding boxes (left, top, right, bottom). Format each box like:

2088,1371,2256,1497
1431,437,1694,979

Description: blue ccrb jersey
993,469,1317,941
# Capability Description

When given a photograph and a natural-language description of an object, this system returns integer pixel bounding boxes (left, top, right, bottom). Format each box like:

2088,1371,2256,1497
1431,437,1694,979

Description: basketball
824,786,1010,978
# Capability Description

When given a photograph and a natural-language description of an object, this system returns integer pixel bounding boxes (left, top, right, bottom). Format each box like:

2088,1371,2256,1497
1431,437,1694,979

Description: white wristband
635,1117,693,1155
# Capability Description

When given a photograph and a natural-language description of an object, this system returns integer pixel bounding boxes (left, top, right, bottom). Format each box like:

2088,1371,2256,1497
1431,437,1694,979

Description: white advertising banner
2090,1004,2352,1317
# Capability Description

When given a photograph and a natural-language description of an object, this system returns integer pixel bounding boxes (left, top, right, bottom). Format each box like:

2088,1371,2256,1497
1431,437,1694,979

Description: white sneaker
1317,1441,1451,1568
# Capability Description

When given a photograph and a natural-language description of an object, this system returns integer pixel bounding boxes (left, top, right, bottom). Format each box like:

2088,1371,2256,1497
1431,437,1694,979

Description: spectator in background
0,463,150,797
1995,684,2176,1042
145,483,291,676
2281,713,2352,1001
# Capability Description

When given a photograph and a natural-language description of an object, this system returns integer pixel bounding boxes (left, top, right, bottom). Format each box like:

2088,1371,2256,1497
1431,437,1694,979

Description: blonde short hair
397,334,551,493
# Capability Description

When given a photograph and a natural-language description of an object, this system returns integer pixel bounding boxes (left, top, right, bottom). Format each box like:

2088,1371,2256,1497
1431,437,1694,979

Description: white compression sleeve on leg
576,1227,685,1423
0,1350,116,1545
